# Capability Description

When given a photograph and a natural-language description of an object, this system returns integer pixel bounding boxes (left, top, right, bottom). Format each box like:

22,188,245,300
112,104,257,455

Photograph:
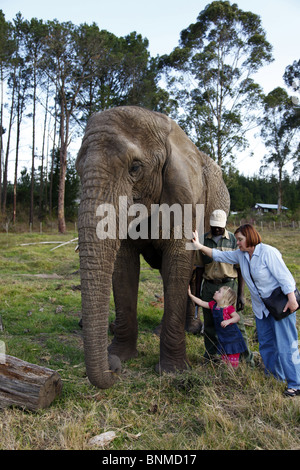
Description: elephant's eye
129,160,142,178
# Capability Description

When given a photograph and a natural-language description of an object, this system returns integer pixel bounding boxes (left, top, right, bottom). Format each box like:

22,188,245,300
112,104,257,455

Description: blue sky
2,0,299,92
1,0,300,176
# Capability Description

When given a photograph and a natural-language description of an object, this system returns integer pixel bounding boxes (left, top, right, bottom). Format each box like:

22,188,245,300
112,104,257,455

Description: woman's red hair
234,224,262,247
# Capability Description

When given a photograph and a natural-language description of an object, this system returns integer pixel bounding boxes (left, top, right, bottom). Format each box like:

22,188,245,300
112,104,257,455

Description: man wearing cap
195,209,254,365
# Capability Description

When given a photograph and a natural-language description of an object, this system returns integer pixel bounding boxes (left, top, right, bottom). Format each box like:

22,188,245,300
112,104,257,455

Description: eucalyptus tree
76,28,170,125
117,32,171,112
42,20,112,233
38,74,51,219
13,65,31,223
42,20,76,233
283,59,300,142
75,25,122,123
2,13,33,222
1,66,16,213
284,59,300,105
160,0,273,169
20,16,49,225
0,10,7,210
117,32,154,106
0,10,15,212
1,14,22,214
283,60,300,175
259,87,300,212
12,36,31,223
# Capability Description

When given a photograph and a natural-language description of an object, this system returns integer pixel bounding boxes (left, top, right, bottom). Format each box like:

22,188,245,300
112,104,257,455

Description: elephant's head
76,106,229,388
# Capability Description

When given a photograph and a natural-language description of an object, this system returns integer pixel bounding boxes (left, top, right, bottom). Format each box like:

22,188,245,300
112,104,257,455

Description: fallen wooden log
0,355,63,411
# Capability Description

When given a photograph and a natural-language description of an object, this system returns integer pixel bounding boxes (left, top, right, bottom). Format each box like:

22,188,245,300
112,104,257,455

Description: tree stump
0,355,63,411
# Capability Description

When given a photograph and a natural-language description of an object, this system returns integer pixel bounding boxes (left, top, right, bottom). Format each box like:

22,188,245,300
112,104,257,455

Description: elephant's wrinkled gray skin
76,106,230,389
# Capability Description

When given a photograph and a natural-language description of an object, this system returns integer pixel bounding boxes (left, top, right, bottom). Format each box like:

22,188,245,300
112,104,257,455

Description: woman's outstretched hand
192,230,202,250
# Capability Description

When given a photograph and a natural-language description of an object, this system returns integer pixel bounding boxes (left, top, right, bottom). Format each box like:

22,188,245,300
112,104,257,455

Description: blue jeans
256,312,300,389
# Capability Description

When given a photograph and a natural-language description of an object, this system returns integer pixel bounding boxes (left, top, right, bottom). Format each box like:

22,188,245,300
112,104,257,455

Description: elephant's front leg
158,242,193,373
109,242,140,361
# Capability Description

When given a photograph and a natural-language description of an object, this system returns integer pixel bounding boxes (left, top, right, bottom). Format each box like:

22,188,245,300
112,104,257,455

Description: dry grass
0,227,300,450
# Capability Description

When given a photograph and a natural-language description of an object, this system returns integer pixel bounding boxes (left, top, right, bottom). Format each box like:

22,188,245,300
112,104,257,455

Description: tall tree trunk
57,96,68,233
29,66,37,226
13,67,27,224
38,78,50,219
0,65,4,213
44,112,51,214
2,73,16,214
58,144,67,233
277,166,283,214
13,103,21,224
49,141,55,217
49,82,58,217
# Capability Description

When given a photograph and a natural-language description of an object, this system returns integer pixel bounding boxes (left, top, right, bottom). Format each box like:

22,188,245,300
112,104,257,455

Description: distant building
254,203,288,214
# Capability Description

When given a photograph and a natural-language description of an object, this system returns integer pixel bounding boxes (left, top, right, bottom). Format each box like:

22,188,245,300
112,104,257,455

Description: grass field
0,227,300,450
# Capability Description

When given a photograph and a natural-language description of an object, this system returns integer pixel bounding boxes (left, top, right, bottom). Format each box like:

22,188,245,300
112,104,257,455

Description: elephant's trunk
78,181,121,389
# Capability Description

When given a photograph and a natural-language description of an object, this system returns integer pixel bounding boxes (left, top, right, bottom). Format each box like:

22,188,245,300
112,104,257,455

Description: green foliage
0,9,15,64
0,11,172,229
226,169,300,213
284,59,300,99
4,154,80,221
0,6,299,229
160,0,272,168
258,86,300,211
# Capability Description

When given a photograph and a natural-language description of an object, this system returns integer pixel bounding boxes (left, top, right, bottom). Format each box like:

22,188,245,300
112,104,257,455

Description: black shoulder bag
249,269,300,321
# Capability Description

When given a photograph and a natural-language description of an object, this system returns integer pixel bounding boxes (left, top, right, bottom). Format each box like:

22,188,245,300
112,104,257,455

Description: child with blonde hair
188,285,247,368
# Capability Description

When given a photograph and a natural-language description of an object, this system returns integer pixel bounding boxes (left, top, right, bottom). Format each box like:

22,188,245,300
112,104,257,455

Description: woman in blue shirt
192,223,300,397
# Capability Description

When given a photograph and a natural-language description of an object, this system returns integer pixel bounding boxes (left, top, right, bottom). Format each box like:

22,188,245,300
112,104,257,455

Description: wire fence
2,217,300,235
229,219,300,231
1,221,78,235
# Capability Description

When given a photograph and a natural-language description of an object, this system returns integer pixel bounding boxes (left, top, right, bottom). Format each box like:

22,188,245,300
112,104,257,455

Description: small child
188,285,247,368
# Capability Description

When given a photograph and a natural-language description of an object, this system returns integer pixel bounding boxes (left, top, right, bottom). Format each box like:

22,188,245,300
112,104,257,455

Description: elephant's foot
185,318,203,335
155,358,191,375
108,341,138,362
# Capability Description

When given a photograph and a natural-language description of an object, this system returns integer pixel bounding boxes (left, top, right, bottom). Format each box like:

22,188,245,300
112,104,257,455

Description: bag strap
248,263,262,299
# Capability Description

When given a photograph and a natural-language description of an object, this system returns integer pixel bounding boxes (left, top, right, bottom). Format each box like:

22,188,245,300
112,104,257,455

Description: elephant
75,106,230,389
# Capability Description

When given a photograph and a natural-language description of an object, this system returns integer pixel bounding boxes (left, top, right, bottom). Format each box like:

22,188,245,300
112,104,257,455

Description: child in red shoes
188,285,247,368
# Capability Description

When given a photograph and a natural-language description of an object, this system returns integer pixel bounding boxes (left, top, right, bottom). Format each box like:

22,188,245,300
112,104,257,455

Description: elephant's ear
160,120,203,208
161,119,230,231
